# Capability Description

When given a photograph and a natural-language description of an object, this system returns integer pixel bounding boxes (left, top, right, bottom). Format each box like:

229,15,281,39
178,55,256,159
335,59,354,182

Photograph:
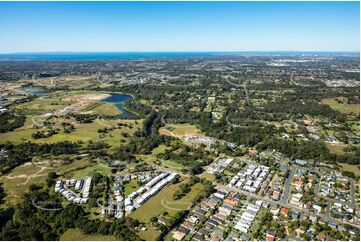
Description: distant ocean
0,51,358,61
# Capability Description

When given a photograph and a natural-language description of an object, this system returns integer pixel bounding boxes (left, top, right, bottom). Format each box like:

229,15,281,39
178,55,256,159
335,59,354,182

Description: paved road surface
349,178,356,208
155,159,359,230
281,165,297,203
217,184,359,229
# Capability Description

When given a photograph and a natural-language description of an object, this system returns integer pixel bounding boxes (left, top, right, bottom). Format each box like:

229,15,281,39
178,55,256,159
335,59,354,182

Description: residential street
217,184,359,229
281,165,297,203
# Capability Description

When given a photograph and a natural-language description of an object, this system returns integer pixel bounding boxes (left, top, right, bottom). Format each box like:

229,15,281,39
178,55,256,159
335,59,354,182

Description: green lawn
14,98,75,115
137,154,157,164
7,163,43,177
138,153,184,171
55,158,90,176
151,144,170,155
84,102,121,116
124,179,140,197
130,177,205,240
245,208,268,237
321,98,360,115
71,163,112,179
162,160,184,171
0,157,96,205
0,118,141,151
60,228,117,241
160,123,201,136
338,163,360,177
326,143,346,155
0,163,51,205
200,172,216,182
137,226,161,241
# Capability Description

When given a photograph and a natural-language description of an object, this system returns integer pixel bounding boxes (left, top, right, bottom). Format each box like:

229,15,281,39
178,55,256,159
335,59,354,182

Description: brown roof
172,231,186,241
213,213,227,221
272,191,280,200
193,234,205,241
316,233,326,241
303,119,313,126
280,208,289,215
224,198,239,206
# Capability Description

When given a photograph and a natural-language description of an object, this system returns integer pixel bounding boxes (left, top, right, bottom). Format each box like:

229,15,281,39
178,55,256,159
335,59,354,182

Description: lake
21,85,49,95
20,87,137,119
104,93,138,119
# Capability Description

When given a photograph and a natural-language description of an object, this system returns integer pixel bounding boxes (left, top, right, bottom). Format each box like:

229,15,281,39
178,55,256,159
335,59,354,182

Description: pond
104,93,138,119
21,85,49,95
0,208,14,228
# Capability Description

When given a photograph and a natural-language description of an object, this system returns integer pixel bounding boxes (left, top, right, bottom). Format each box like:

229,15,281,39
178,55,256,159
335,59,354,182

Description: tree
46,171,58,187
276,229,284,239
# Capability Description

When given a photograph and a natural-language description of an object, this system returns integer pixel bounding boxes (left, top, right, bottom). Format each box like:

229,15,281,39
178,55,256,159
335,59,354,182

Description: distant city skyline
0,1,359,53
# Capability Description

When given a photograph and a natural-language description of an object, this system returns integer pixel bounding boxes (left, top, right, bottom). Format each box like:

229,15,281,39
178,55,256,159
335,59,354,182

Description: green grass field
151,144,170,155
71,163,112,179
137,154,158,164
200,172,216,182
130,177,205,240
326,143,346,155
0,163,51,205
350,122,360,134
0,118,142,151
321,98,360,115
55,158,90,176
161,160,184,171
14,98,75,115
338,163,360,177
83,102,121,116
28,75,97,90
0,157,102,205
138,151,184,171
7,163,42,176
124,179,140,197
60,228,117,241
245,208,268,238
160,123,201,136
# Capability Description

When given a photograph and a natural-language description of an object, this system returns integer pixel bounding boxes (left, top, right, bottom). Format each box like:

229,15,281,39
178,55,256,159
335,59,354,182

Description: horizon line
0,50,360,55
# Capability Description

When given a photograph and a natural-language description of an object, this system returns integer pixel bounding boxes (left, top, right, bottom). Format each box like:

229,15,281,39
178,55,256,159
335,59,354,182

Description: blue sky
0,1,359,53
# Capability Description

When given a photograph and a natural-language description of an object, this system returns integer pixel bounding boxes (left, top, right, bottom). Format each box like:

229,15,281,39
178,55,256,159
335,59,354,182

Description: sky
0,1,359,53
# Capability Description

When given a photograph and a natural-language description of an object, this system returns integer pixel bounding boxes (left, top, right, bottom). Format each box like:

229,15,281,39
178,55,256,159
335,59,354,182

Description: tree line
0,185,140,240
0,113,26,133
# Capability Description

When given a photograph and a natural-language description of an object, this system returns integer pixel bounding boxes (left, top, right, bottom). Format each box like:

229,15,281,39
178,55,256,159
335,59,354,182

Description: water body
0,208,14,228
1,51,357,61
104,93,138,119
21,85,49,95
0,52,223,61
